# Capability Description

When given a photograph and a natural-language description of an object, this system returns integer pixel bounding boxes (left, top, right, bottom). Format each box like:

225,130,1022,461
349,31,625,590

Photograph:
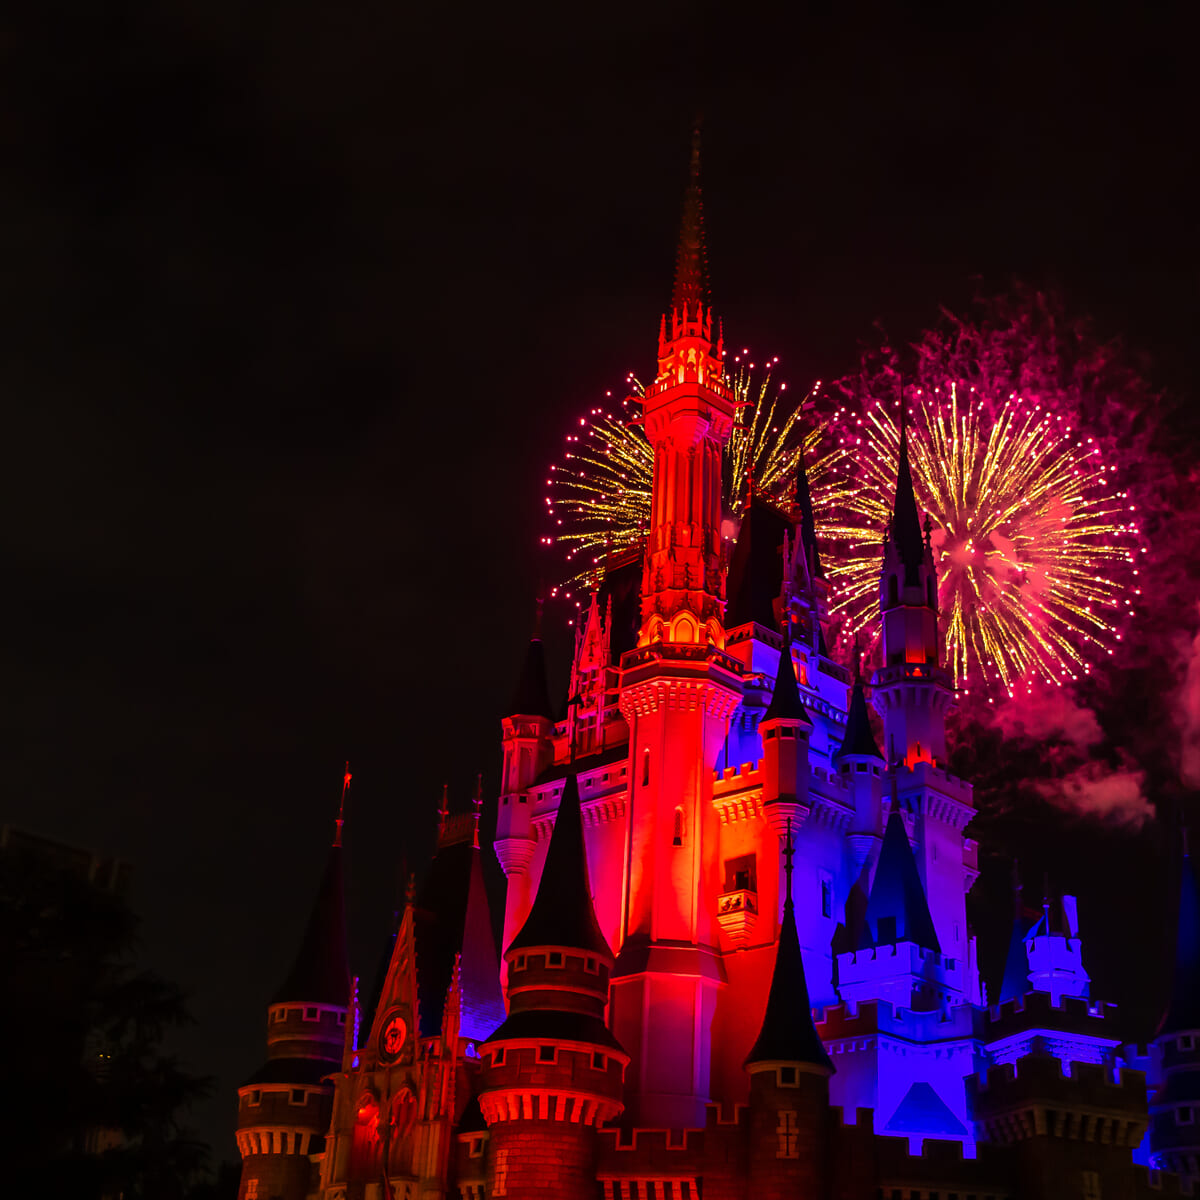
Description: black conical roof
508,637,554,720
794,449,823,578
763,644,809,724
272,843,350,1007
507,773,611,960
858,807,940,953
892,421,925,584
837,678,881,759
1160,853,1200,1036
745,881,832,1071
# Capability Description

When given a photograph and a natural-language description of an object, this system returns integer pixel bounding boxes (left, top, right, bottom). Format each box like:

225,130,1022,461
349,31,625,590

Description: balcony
716,888,758,946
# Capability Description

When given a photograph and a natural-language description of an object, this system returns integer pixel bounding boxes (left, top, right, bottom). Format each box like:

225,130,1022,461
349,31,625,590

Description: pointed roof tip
890,395,925,577
745,826,833,1074
507,772,612,961
858,807,940,953
837,676,882,760
763,639,810,725
333,761,351,847
507,633,555,721
271,837,350,1008
792,443,824,578
671,121,708,315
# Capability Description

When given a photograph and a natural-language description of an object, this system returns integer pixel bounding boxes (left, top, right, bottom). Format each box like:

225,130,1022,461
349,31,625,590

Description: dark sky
2,1,1197,1163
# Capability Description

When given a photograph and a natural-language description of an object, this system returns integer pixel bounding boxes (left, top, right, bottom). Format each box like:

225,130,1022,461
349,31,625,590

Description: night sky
3,2,1197,1163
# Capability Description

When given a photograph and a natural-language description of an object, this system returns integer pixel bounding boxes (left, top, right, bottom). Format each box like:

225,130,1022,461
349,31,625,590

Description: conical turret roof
507,773,611,960
858,807,940,953
837,678,881,759
272,842,350,1007
508,636,554,720
793,447,823,578
763,642,810,725
745,833,832,1072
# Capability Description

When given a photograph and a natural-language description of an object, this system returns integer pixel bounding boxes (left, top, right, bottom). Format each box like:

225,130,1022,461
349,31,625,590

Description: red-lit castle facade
235,140,1200,1200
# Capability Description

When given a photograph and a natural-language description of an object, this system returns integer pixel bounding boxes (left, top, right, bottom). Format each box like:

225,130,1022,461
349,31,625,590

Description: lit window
246,1182,259,1199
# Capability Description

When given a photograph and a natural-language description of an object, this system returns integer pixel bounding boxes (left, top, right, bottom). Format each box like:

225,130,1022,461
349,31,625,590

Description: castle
233,137,1200,1200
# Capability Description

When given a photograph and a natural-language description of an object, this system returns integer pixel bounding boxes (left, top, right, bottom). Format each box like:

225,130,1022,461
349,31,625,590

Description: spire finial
852,636,862,683
334,761,351,847
438,783,449,830
671,119,708,315
472,772,484,847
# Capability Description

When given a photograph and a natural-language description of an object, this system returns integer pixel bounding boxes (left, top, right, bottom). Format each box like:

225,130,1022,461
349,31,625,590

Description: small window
337,1011,346,1024
820,877,832,920
855,762,867,773
1181,1035,1195,1051
592,1051,606,1070
492,1048,506,1066
781,728,795,739
1081,1169,1102,1200
304,1007,318,1021
291,1088,306,1105
779,1066,797,1085
585,957,597,973
548,951,563,967
673,807,684,846
469,1135,484,1158
763,728,777,741
1178,1106,1194,1125
642,749,650,787
248,1090,261,1105
537,1045,556,1063
515,955,526,970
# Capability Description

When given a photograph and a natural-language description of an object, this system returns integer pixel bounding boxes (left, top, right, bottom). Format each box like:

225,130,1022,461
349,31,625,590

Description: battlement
970,1052,1147,1105
985,989,1117,1040
817,997,984,1043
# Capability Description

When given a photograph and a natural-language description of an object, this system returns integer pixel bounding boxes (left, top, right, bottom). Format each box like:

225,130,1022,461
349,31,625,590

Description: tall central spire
671,121,707,315
891,406,925,582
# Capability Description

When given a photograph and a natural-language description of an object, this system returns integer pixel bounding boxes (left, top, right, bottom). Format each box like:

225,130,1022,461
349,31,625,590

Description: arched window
642,749,650,788
673,807,684,847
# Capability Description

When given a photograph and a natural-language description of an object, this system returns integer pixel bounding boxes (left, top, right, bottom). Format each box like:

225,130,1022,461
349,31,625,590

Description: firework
822,384,1143,696
544,359,862,596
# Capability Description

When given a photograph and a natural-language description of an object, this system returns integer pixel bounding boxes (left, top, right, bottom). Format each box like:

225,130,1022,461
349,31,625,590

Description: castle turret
496,614,556,980
836,667,884,874
744,824,833,1199
478,772,626,1200
759,634,813,838
236,769,351,1200
614,124,742,1127
1149,848,1200,1182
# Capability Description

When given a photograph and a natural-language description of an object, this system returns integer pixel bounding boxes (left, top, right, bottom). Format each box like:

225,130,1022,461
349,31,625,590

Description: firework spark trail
823,384,1142,696
545,360,865,597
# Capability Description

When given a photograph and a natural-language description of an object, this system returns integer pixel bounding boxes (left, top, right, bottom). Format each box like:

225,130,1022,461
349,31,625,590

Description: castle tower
495,618,556,983
870,417,977,981
236,770,351,1200
1149,847,1200,1182
758,633,813,839
478,772,627,1200
744,825,834,1199
614,125,743,1127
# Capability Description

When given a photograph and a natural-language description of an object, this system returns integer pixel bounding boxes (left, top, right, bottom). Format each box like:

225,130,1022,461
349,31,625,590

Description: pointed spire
472,772,484,848
334,761,351,847
458,822,507,1043
837,675,882,760
891,399,925,583
793,443,823,578
272,822,350,1007
763,633,810,724
507,773,612,960
745,820,833,1072
858,807,940,953
996,861,1034,1005
1160,844,1200,1035
508,602,555,720
671,119,708,316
